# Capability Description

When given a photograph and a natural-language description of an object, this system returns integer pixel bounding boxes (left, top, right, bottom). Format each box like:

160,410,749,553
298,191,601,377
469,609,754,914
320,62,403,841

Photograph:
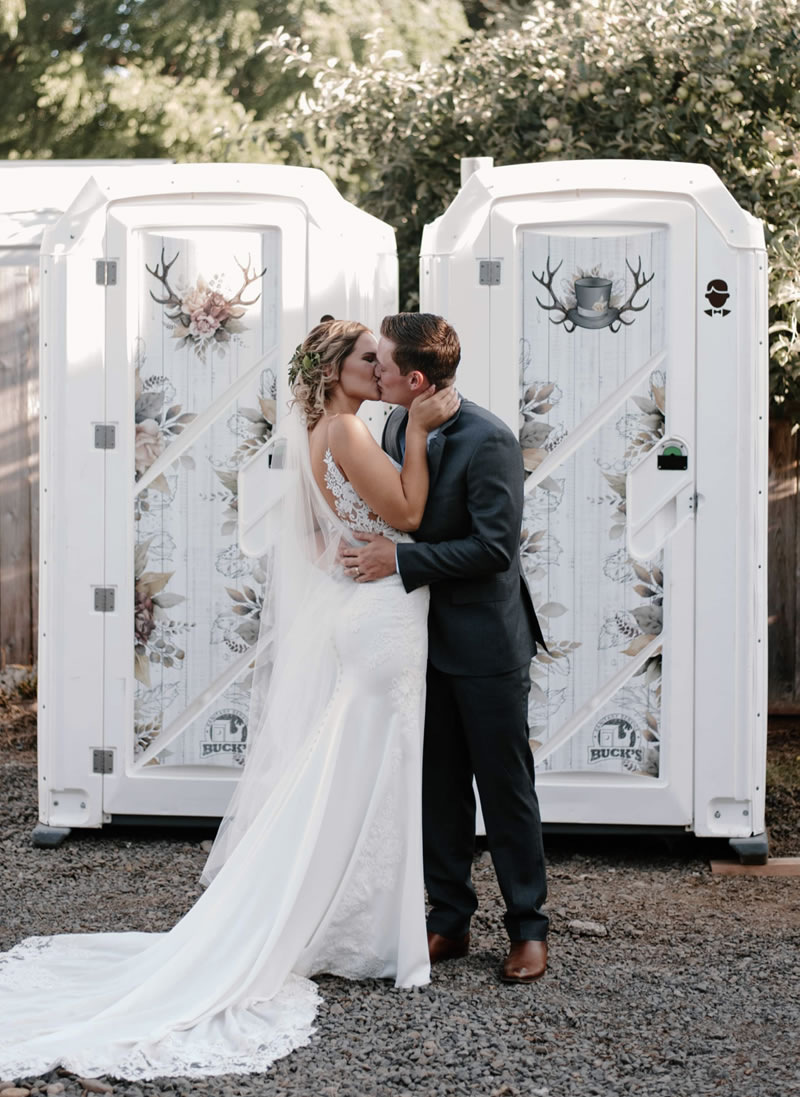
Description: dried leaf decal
137,571,174,597
523,448,547,471
537,601,568,617
621,633,657,656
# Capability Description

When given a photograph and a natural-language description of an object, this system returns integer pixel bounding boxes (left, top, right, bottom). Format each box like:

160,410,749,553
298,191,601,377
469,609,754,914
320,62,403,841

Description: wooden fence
768,418,800,711
0,262,38,668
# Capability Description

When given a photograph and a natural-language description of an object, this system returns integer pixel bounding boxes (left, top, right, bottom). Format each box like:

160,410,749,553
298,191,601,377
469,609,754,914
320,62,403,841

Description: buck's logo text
588,714,642,765
203,710,248,759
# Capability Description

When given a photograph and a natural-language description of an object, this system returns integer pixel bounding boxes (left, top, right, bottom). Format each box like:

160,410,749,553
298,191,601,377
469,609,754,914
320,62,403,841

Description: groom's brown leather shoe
500,940,547,983
427,931,470,965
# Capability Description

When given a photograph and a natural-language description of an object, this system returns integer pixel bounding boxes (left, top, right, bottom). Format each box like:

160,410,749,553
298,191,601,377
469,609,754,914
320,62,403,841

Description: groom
340,312,549,983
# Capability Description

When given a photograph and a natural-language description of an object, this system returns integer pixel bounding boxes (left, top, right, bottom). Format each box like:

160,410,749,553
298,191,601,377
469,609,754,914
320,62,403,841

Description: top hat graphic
575,276,612,318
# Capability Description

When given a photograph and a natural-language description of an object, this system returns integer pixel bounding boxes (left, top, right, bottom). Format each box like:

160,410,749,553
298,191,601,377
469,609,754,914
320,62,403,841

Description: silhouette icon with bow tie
704,279,731,317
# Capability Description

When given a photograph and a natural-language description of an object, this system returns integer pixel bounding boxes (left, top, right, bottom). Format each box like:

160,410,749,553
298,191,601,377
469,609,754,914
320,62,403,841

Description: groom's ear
407,370,427,391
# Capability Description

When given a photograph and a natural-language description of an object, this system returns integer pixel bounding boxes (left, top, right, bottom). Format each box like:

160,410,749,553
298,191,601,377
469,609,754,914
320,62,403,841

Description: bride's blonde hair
289,320,371,428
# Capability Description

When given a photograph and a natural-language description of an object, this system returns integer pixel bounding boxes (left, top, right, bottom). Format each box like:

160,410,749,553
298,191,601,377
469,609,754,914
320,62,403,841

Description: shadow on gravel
539,830,733,865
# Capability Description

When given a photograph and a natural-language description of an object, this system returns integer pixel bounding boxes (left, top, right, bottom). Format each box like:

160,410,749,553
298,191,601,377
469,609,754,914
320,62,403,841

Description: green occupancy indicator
658,443,688,471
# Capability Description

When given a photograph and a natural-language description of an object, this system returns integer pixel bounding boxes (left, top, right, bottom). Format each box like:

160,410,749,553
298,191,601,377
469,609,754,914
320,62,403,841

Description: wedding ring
355,568,360,577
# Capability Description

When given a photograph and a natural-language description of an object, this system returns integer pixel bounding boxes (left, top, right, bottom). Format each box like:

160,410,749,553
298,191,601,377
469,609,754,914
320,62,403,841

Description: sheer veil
201,404,352,884
0,404,429,1086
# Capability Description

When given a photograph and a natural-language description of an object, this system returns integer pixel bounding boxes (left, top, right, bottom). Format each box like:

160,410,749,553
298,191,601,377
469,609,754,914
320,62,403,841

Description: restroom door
101,197,307,820
490,196,696,826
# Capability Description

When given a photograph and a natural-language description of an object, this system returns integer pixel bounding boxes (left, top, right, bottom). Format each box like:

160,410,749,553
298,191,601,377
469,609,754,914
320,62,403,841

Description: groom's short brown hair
380,313,460,386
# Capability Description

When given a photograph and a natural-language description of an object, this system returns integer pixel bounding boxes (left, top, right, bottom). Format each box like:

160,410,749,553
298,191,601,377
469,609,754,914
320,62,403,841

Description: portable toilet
0,162,167,668
421,159,768,860
35,164,397,843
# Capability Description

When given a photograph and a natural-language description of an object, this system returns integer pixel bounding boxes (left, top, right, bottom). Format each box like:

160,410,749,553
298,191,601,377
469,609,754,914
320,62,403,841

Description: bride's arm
329,388,458,531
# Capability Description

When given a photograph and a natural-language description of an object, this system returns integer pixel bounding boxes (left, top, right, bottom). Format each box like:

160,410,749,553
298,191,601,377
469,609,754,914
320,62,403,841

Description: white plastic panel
36,165,397,825
488,199,696,827
423,161,767,836
38,212,109,828
102,198,307,818
692,213,768,837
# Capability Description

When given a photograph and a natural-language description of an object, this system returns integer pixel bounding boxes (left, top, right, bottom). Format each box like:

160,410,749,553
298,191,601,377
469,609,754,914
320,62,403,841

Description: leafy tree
0,0,468,159
272,0,800,413
0,0,24,38
1,0,261,158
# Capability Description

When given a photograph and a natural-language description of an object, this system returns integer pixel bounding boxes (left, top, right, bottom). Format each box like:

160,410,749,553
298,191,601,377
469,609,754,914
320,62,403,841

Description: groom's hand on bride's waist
339,534,397,582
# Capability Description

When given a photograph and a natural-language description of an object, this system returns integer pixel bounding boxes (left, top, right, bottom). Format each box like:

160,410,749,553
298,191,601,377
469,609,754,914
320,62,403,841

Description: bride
0,320,458,1082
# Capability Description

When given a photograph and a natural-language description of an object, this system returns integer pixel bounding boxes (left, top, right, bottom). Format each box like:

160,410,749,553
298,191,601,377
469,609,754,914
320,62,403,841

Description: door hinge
94,424,116,449
93,587,116,612
92,749,114,775
479,260,502,285
95,259,117,286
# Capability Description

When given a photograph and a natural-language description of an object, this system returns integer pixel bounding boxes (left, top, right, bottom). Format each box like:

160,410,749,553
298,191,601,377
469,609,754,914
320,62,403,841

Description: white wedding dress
0,413,430,1081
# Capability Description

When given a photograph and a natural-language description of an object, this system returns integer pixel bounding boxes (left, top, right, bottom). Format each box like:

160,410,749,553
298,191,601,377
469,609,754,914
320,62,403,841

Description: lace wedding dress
0,411,430,1081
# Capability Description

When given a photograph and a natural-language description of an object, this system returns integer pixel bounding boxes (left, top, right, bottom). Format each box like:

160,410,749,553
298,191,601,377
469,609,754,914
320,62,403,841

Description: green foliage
273,0,800,412
0,0,265,159
4,0,800,412
0,0,24,38
0,0,468,160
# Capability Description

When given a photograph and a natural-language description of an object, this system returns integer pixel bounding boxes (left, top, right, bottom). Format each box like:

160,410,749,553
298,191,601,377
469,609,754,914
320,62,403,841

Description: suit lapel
382,407,408,462
427,431,447,486
383,397,462,484
427,398,463,487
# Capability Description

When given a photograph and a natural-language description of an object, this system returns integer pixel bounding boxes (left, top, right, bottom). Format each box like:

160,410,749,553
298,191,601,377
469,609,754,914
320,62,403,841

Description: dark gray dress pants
422,661,549,942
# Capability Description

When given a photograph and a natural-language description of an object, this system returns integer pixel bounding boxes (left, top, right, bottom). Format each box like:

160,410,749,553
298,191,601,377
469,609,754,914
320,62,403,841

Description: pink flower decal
135,419,166,475
146,250,266,360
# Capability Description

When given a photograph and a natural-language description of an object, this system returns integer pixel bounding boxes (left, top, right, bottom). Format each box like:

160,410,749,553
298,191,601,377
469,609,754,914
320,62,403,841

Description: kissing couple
0,314,549,1081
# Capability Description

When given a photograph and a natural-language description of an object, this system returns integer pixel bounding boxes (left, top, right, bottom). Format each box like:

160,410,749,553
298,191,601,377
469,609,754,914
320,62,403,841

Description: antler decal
145,249,268,359
531,257,576,332
227,254,268,314
609,258,655,332
145,248,183,319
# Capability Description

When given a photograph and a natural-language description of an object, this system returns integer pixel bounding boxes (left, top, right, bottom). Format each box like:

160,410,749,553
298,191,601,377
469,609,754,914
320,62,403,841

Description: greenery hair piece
288,346,321,387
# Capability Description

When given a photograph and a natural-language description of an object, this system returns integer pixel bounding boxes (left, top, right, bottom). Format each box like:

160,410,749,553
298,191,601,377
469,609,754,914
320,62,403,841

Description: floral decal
227,367,278,464
592,370,666,777
518,345,583,743
146,248,267,360
134,538,193,687
134,683,181,759
520,229,668,777
208,367,277,653
519,377,566,475
617,372,666,462
598,561,663,655
130,235,279,768
134,363,197,496
215,581,265,656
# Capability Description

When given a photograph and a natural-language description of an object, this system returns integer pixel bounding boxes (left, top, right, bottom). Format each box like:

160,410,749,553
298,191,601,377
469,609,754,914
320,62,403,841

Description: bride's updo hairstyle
289,319,370,428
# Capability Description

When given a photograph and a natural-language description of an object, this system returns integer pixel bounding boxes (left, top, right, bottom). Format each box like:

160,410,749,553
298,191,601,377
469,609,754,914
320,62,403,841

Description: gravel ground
1,687,799,1097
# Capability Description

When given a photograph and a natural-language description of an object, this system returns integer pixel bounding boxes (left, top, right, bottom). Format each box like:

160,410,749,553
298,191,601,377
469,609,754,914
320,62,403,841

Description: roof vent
460,157,494,187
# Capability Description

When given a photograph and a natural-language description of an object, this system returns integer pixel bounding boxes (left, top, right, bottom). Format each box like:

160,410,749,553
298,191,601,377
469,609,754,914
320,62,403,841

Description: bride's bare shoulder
327,413,372,453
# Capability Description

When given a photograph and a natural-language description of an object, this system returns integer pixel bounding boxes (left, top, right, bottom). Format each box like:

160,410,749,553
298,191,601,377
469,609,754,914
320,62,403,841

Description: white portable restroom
0,163,166,668
36,164,397,844
422,159,768,858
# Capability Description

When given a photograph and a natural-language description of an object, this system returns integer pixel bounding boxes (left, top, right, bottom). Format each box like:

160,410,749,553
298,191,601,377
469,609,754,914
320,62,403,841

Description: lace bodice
323,448,405,543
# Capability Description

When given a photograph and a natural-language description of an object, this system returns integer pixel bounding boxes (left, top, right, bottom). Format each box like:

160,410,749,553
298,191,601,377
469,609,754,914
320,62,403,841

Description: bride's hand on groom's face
338,533,396,582
408,384,460,433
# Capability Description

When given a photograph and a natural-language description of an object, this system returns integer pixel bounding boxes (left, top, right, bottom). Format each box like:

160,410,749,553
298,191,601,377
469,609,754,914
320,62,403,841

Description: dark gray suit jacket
382,399,546,677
